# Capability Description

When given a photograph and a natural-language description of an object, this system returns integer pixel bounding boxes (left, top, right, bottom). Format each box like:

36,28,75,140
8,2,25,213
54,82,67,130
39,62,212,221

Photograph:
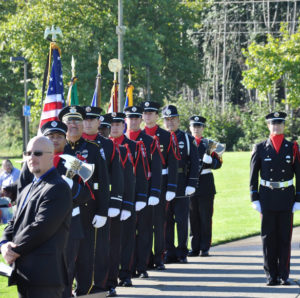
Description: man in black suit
250,112,300,286
0,136,73,298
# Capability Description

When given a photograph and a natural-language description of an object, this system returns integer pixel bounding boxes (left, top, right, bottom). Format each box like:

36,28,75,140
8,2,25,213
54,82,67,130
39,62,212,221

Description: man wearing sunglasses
58,105,110,295
0,136,72,298
250,111,300,286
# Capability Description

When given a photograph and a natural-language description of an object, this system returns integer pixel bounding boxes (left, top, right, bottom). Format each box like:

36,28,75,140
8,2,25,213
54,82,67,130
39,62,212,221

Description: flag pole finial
44,25,63,42
71,56,76,78
97,52,102,75
128,63,132,83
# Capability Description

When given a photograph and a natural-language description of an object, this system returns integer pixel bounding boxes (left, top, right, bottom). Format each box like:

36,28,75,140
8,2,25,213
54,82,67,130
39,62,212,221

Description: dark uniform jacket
195,138,222,197
143,126,178,193
250,138,300,211
175,130,199,197
1,169,72,286
64,138,110,226
122,135,148,203
132,131,162,199
87,134,124,210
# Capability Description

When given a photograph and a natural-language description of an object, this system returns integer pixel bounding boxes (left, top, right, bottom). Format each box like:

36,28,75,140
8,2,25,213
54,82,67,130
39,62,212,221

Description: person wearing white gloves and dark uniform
163,105,199,264
142,101,179,270
188,116,223,258
250,111,300,286
58,106,110,295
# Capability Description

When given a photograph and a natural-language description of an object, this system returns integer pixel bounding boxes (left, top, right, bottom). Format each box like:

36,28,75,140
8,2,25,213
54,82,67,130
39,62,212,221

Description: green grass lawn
1,151,300,296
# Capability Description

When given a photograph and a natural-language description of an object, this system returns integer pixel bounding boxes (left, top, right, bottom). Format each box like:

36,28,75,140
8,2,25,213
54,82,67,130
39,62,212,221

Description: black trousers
62,237,81,298
106,216,122,289
189,194,214,252
119,210,137,280
165,196,190,258
261,210,293,281
135,205,153,273
152,186,168,265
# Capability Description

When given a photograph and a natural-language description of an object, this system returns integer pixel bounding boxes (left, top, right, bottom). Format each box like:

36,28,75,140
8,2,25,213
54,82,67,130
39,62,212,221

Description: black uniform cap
58,105,86,122
265,111,287,123
189,115,206,126
83,106,103,119
162,105,179,118
99,114,112,128
124,105,143,118
41,120,68,136
109,112,126,123
141,101,161,112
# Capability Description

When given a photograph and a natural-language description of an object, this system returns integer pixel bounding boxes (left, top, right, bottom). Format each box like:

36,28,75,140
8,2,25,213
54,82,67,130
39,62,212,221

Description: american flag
39,47,64,128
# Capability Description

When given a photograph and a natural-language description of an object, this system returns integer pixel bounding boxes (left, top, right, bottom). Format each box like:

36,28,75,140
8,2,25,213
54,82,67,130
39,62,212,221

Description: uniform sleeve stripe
123,201,134,205
137,193,147,197
168,183,177,187
73,184,81,199
151,188,161,193
250,190,258,193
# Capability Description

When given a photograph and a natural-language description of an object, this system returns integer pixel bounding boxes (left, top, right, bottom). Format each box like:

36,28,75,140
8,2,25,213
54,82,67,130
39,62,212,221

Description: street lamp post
10,56,29,150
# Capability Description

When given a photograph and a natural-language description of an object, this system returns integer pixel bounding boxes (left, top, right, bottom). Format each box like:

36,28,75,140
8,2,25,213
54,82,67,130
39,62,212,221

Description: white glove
148,196,159,206
185,186,196,196
135,201,146,211
120,210,131,221
251,200,261,213
92,215,107,228
166,191,176,201
203,153,213,164
61,175,73,189
108,208,120,218
292,202,300,213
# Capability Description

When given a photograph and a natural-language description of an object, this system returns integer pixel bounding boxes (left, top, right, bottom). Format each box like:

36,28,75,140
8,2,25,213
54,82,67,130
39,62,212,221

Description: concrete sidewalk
116,226,300,297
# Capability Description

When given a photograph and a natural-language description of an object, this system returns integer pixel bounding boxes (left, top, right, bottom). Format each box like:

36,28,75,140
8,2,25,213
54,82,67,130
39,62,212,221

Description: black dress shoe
139,271,149,278
155,263,166,270
107,287,117,297
201,250,209,257
281,279,291,285
118,278,132,287
179,256,188,263
164,256,178,264
266,278,279,286
188,250,199,257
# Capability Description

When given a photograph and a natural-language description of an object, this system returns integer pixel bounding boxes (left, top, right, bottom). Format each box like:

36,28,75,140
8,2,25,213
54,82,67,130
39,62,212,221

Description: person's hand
61,175,73,189
1,242,20,265
292,202,300,213
148,196,159,206
185,186,196,196
135,201,146,211
92,215,107,228
251,200,261,213
203,154,213,164
108,208,120,218
166,191,176,201
120,210,131,221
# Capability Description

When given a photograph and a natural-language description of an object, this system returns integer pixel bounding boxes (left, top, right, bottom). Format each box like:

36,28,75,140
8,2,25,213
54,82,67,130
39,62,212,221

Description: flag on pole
107,80,118,113
39,43,64,128
124,82,134,109
91,53,102,107
67,77,79,105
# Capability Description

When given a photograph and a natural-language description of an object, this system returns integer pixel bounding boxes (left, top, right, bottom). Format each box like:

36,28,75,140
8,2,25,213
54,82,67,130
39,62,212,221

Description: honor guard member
82,106,123,293
250,112,300,286
142,101,179,270
58,106,110,295
124,105,162,278
162,105,199,263
100,114,136,297
188,116,222,257
108,112,148,287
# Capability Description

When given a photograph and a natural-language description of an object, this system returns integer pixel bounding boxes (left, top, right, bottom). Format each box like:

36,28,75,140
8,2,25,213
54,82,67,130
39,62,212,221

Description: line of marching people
5,101,222,298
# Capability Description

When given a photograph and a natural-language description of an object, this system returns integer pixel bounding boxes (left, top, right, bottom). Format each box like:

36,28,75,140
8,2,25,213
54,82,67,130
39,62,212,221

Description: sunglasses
23,151,52,157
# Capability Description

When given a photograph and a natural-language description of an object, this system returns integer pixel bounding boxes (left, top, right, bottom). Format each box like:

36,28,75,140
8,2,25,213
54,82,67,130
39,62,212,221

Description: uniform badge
179,141,185,149
51,121,57,127
145,102,150,107
70,106,77,113
81,149,88,159
112,112,117,117
274,112,279,117
166,109,171,116
132,107,137,112
195,116,199,121
86,106,91,112
100,116,104,121
100,148,106,160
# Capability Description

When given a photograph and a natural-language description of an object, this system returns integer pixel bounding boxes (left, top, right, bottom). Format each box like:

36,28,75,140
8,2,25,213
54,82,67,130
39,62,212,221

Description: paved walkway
116,226,300,298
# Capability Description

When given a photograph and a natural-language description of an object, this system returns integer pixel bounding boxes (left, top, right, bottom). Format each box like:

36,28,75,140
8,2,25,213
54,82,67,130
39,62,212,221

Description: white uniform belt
72,207,80,217
162,168,168,175
201,169,212,175
260,179,293,189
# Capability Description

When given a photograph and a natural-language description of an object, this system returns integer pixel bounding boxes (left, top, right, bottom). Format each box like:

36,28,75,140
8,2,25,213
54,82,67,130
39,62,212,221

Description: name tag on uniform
264,158,272,161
